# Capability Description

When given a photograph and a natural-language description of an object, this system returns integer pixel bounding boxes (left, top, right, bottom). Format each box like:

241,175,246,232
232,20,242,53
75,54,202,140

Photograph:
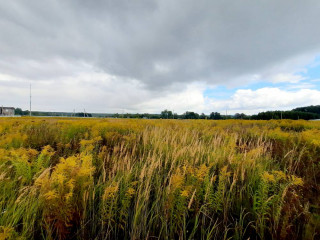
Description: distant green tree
209,112,222,119
75,112,92,117
292,105,320,114
14,108,23,115
184,111,199,119
200,113,207,119
161,109,173,119
234,113,247,119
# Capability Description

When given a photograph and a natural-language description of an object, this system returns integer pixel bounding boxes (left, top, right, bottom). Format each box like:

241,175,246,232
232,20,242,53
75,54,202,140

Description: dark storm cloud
0,0,320,87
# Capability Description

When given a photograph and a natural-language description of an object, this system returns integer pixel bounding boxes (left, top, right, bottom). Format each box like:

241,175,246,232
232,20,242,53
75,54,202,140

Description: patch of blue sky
203,86,235,100
302,55,320,79
204,82,277,100
296,56,320,90
204,55,320,100
241,81,274,90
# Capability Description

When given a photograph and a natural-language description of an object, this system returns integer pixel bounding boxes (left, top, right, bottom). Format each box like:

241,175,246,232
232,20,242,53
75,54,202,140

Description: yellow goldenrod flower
291,175,304,186
180,190,189,197
126,187,136,197
221,166,231,177
171,174,184,190
272,170,286,180
262,171,276,183
130,181,139,186
56,174,66,185
103,186,118,200
196,164,209,181
44,190,58,200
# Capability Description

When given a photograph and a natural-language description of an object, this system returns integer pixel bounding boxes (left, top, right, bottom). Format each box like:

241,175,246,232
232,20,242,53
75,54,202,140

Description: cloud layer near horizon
0,1,320,113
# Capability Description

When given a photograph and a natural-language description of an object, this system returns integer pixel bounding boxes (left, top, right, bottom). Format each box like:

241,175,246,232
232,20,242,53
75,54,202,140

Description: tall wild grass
0,118,319,239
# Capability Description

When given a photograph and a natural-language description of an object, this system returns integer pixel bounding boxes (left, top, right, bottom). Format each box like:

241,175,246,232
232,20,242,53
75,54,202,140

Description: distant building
0,107,15,116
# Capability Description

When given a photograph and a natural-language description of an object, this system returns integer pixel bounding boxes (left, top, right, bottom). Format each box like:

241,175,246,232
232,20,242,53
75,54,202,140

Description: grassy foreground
0,118,319,240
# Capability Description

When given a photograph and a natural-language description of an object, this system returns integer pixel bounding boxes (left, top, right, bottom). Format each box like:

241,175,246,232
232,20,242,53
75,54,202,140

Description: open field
0,118,319,239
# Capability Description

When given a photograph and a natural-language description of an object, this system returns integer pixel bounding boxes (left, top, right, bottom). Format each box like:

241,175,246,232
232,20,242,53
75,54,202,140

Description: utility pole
29,84,32,116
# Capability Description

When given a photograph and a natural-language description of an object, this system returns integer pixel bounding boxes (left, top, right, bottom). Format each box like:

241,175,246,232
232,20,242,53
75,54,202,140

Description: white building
0,107,15,116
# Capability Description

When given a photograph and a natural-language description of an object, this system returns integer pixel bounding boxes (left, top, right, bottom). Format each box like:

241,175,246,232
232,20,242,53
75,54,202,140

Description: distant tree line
292,105,320,115
14,108,92,117
250,111,319,120
12,105,320,120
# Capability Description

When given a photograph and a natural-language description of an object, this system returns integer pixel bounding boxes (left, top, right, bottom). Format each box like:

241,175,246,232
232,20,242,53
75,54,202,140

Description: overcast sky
0,0,320,114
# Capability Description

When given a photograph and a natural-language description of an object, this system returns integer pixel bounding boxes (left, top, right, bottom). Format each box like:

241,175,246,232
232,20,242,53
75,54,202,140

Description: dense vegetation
250,110,320,120
292,105,320,115
0,118,319,239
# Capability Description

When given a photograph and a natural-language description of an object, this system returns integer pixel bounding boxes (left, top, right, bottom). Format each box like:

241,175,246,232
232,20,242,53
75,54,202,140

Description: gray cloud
1,0,320,89
1,1,320,114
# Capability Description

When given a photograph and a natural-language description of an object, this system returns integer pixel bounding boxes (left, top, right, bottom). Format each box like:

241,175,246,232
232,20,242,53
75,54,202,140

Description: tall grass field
0,118,319,239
